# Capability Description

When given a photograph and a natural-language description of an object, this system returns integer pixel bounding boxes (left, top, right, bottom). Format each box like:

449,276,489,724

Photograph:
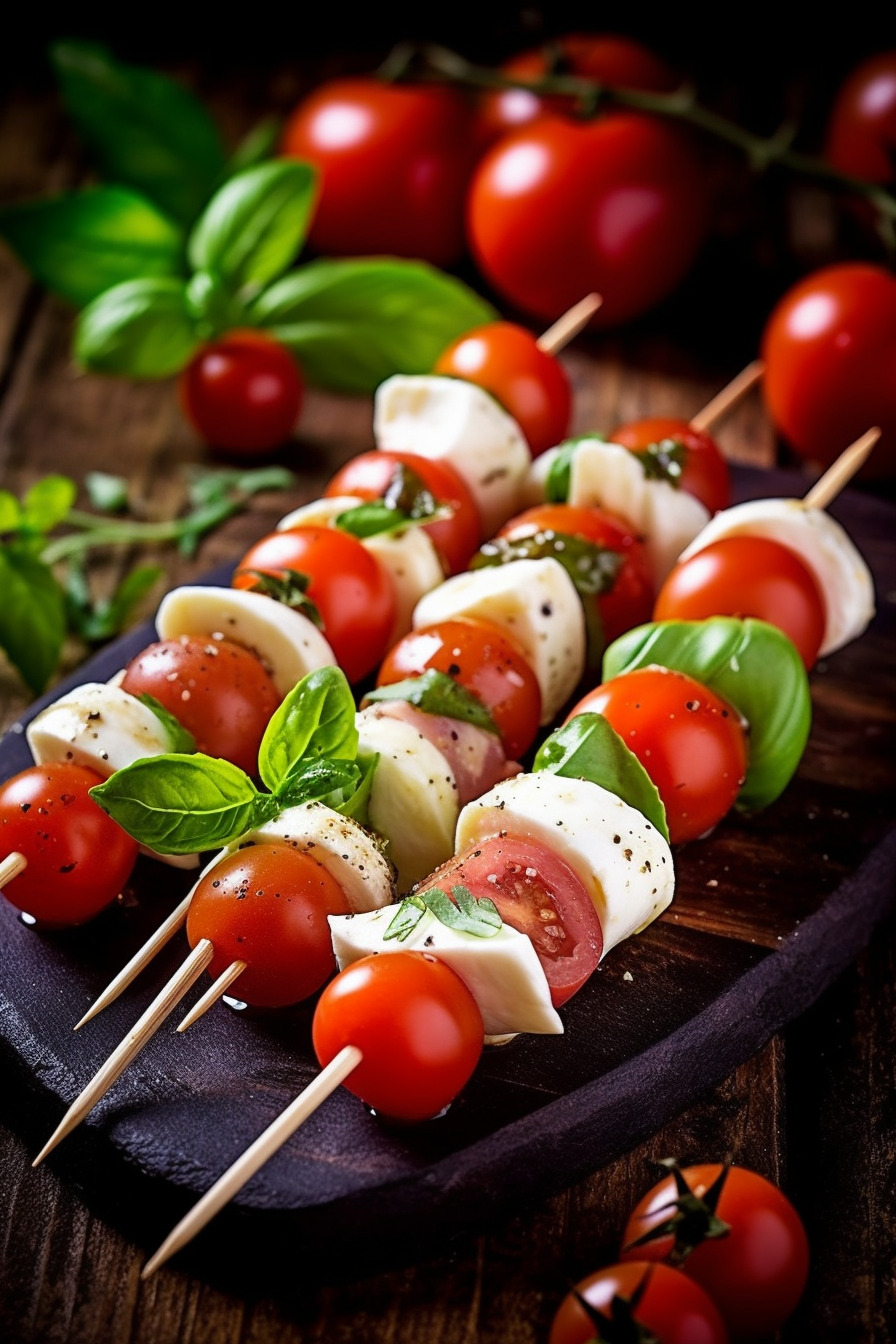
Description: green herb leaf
64,556,162,643
544,442,577,503
233,569,324,626
362,668,499,737
334,502,415,539
635,438,687,487
534,711,669,842
133,693,196,754
21,475,77,534
0,491,22,532
74,276,200,378
420,885,503,937
85,471,129,514
384,894,427,942
224,117,283,178
185,270,246,339
258,664,358,795
277,757,363,811
0,547,68,694
186,464,296,508
250,257,496,394
338,749,378,825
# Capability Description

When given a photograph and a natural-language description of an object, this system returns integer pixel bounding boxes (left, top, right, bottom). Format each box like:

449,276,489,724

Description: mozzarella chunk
412,557,586,724
677,497,876,656
373,374,531,536
456,772,674,956
329,905,563,1037
155,585,335,698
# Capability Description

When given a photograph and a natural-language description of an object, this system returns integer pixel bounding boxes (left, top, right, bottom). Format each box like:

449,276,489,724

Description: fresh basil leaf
420,885,503,938
258,665,358,794
384,895,427,942
186,464,296,508
338,750,378,825
250,257,496,393
133,693,196,753
544,442,577,503
362,668,500,737
335,502,412,539
0,547,67,693
22,475,77,533
0,491,21,532
89,754,271,854
74,277,200,378
603,617,812,812
534,711,669,842
189,160,317,294
51,42,225,227
277,757,362,810
185,270,245,338
0,187,184,309
224,117,282,178
64,557,162,644
85,471,129,514
635,438,687,487
233,569,324,627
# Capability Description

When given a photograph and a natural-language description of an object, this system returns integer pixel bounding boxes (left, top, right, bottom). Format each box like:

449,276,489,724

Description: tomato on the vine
549,1259,728,1344
610,415,731,515
178,330,303,455
825,51,896,184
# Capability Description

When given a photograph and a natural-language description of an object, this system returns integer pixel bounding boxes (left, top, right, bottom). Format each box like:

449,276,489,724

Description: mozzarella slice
373,374,531,537
329,905,563,1037
676,497,875,656
455,772,674,956
412,557,586,724
155,585,335,698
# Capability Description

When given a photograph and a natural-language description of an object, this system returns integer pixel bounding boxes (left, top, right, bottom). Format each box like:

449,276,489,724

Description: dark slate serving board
1,466,894,1288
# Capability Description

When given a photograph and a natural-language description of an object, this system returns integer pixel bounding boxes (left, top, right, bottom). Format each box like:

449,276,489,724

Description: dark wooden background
2,12,896,1341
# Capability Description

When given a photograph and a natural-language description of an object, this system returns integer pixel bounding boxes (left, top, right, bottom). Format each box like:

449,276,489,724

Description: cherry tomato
760,261,896,478
0,763,138,927
654,535,826,669
496,502,654,645
178,330,303,455
825,51,896,184
376,617,541,760
467,112,710,328
280,78,477,267
312,950,483,1122
621,1162,809,1341
233,525,396,684
569,667,747,844
610,415,731,514
186,843,349,1008
415,833,603,1007
324,449,482,575
549,1260,728,1344
120,635,280,776
433,321,572,457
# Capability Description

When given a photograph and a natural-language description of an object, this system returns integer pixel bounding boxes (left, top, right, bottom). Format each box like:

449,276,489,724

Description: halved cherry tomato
186,843,350,1008
376,617,541,760
569,667,747,844
233,525,396,684
312,950,484,1121
178,330,303,456
416,833,603,1007
654,535,826,669
324,449,482,575
610,414,731,515
0,763,138,927
433,321,572,457
549,1260,728,1344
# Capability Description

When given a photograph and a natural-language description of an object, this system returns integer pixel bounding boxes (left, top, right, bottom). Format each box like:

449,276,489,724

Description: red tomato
120,636,280,776
376,617,541,760
233,525,396,684
433,321,572,457
825,51,896,184
496,502,654,645
760,262,896,478
312,950,483,1121
621,1163,809,1341
280,78,477,266
549,1260,728,1344
654,535,827,669
186,843,349,1007
324,449,482,575
569,667,747,844
178,330,303,455
610,414,731,514
416,833,603,1007
0,763,138,927
467,112,710,327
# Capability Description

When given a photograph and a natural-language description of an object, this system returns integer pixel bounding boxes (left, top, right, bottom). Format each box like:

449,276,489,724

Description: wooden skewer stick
0,852,27,887
536,293,602,354
176,960,247,1033
32,938,215,1168
689,359,765,433
141,1044,363,1278
802,427,880,510
74,892,194,1030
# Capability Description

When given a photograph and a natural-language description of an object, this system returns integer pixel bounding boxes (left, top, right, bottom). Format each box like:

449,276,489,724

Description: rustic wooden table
2,28,895,1343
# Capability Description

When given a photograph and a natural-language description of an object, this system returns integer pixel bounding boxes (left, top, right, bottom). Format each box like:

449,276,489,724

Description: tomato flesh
610,414,731,515
178,330,302,455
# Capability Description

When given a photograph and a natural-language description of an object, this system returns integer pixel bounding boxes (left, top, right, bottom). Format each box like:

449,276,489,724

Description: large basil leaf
258,665,359,795
74,277,200,377
0,548,67,694
249,258,497,393
362,668,500,737
0,187,183,308
603,618,812,812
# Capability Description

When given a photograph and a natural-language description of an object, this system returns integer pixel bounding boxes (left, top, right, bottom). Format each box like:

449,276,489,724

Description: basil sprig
384,885,502,942
634,438,688,487
362,668,500,738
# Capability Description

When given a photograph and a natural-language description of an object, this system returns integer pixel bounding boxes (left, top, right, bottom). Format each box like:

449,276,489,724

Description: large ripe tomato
621,1162,809,1341
609,414,731,514
186,843,349,1007
280,78,476,267
178,330,303,456
760,261,896,478
376,617,541,760
416,833,603,1007
324,449,481,575
569,667,747,844
825,51,896,184
433,321,572,457
467,111,710,327
120,635,281,776
549,1260,728,1344
233,525,396,684
654,535,827,670
0,763,138,927
312,950,483,1121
